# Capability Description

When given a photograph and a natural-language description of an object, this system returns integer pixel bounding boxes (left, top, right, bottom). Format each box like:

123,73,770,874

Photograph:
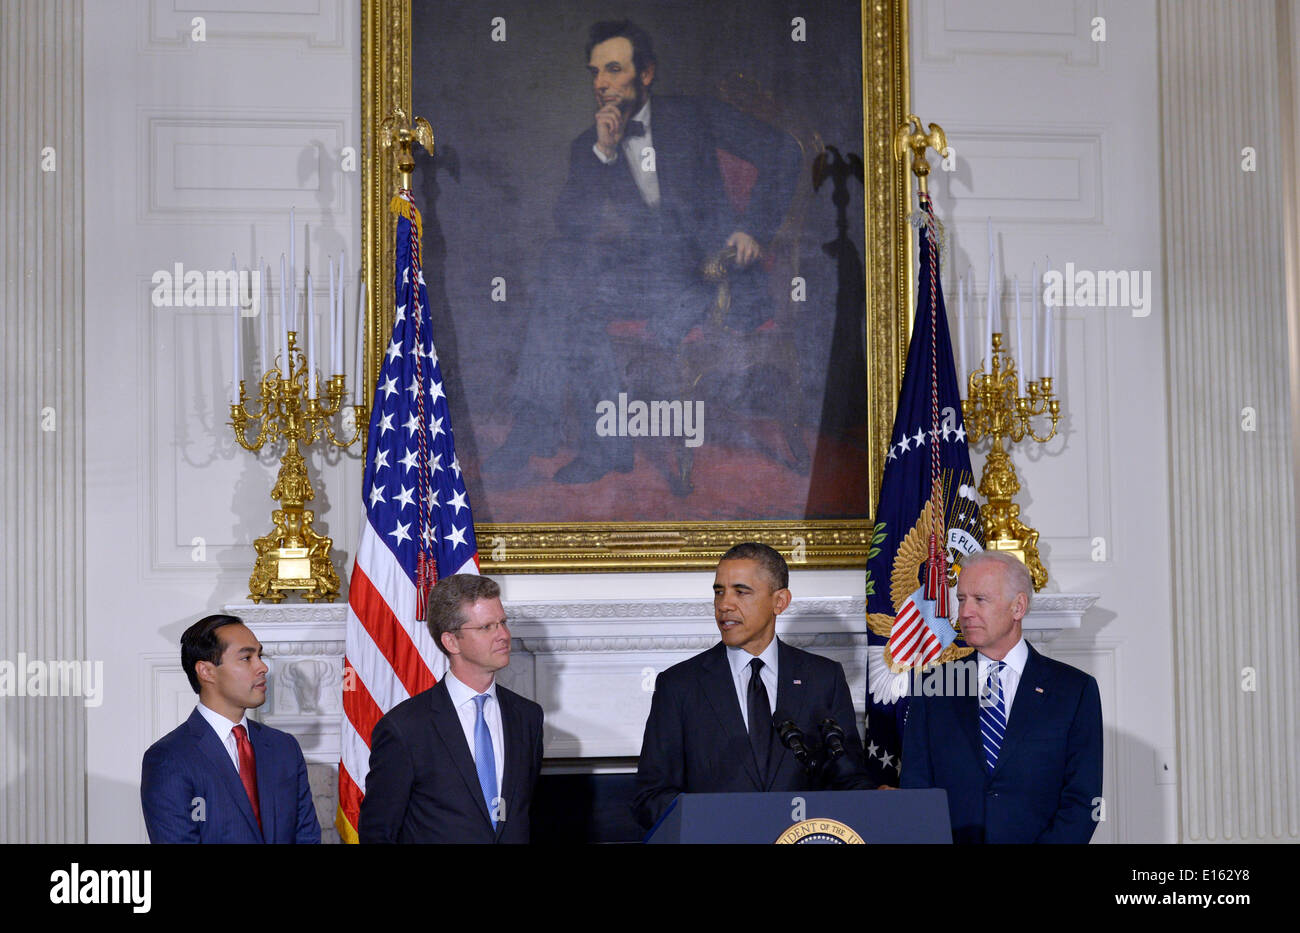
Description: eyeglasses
456,620,508,637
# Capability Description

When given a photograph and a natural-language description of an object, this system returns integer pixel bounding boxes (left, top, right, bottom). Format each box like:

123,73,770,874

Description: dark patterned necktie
747,657,771,774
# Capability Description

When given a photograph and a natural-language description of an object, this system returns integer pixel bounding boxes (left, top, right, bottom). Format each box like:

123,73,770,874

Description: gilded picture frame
360,0,911,572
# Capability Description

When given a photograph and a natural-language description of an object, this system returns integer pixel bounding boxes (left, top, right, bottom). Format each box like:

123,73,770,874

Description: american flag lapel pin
1035,687,1044,693
793,679,802,685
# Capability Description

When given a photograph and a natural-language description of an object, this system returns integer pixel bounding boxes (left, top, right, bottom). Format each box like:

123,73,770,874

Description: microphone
819,719,847,762
774,716,814,771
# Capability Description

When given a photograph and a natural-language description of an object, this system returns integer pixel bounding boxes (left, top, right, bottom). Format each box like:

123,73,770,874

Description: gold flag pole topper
230,331,368,603
380,109,433,192
893,114,946,197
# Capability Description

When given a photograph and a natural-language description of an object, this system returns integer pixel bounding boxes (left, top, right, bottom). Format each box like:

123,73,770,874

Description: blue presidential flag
863,192,983,786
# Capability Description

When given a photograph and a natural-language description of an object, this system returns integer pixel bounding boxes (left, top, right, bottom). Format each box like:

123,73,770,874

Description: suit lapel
700,644,761,788
496,689,527,839
992,644,1043,777
428,680,493,828
771,640,808,788
248,719,277,842
960,682,985,772
647,98,682,207
187,710,263,840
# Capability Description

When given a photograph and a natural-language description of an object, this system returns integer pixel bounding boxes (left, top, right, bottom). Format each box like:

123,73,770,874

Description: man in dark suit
140,614,320,843
359,574,544,843
633,542,872,830
901,550,1103,843
486,19,801,485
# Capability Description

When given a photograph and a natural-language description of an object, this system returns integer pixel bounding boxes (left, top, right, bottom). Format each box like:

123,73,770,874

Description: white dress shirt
195,701,250,774
978,636,1028,723
442,670,505,793
727,638,780,731
592,100,661,207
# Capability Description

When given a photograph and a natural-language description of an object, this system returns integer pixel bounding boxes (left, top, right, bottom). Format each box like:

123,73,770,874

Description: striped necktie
980,661,1007,774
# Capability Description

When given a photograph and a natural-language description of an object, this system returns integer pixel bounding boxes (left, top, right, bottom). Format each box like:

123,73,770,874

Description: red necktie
232,724,262,832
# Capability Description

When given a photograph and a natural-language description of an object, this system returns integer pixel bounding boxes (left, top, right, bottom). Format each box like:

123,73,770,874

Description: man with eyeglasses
359,574,544,843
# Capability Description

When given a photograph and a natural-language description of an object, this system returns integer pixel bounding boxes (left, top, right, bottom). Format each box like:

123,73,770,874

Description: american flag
336,188,479,844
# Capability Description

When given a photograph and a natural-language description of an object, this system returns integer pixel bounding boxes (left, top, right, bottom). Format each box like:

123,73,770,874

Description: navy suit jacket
633,639,872,830
900,643,1103,844
358,678,544,844
141,708,320,844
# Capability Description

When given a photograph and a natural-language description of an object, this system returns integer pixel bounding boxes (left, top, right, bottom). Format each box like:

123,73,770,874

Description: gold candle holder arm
230,392,275,452
960,332,1057,591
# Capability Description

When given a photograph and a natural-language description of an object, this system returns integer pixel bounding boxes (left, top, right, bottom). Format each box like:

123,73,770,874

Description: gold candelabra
962,332,1059,591
230,331,366,602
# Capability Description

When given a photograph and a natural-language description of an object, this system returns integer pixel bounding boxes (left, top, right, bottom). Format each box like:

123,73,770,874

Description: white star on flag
448,489,468,514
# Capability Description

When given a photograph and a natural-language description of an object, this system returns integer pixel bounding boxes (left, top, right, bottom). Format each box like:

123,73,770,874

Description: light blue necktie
473,693,499,830
980,661,1007,774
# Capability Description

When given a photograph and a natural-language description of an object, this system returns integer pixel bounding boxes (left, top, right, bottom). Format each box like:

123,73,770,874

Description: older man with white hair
900,550,1103,843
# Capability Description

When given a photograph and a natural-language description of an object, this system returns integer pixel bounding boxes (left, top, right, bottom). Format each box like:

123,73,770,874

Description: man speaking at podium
633,542,872,830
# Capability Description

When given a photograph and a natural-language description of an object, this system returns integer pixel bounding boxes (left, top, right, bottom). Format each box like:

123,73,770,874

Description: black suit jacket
633,639,871,830
554,95,799,255
550,95,801,341
358,679,544,844
900,643,1103,843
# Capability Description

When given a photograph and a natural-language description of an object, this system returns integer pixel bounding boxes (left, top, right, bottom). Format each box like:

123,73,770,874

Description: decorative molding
139,112,348,220
142,0,347,52
261,641,346,656
939,126,1103,224
919,0,1102,67
520,632,867,654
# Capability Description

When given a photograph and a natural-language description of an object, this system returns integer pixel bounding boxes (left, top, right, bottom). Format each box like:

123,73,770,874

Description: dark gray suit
358,678,544,844
633,639,871,830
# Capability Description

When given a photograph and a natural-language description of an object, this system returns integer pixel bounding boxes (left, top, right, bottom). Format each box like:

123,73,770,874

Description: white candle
258,256,268,378
1030,261,1039,385
985,219,995,368
230,253,240,404
1014,274,1024,396
336,253,346,375
354,278,367,405
306,271,317,399
1043,258,1054,382
279,253,289,374
956,272,965,398
328,256,336,377
967,275,975,377
288,208,296,333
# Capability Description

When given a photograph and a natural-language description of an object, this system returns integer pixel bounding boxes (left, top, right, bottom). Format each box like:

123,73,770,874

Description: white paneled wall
911,0,1175,841
84,0,362,841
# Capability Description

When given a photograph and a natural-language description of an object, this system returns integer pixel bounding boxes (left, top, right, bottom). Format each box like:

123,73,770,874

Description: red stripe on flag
348,560,436,698
340,655,386,746
336,763,364,844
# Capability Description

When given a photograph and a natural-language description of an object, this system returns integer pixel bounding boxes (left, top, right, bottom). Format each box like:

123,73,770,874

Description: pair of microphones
773,716,848,776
